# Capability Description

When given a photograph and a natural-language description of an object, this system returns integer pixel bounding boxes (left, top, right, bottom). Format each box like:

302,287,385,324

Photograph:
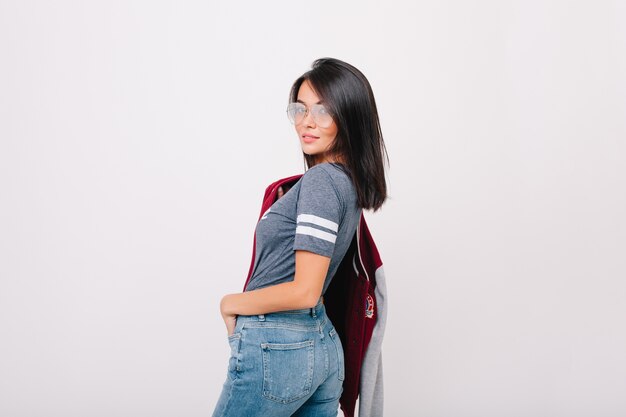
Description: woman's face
295,80,339,164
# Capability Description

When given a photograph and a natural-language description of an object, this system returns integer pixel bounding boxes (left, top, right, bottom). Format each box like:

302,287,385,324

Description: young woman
212,57,388,417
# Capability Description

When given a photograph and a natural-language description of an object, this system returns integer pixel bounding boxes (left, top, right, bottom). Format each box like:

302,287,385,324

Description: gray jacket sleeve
358,265,388,417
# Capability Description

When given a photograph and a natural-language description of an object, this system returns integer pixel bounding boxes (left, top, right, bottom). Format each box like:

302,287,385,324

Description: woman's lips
302,134,319,144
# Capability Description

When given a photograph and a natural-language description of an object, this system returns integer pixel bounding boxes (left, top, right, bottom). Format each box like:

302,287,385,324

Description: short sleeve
293,167,343,258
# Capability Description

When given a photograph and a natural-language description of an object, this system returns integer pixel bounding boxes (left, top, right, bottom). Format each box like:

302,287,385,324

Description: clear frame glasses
286,102,334,128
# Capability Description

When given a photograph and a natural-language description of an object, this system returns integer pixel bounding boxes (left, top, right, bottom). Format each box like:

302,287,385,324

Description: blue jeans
212,299,345,417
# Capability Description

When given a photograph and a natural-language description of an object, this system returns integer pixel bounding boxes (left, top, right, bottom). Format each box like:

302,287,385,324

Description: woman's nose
303,109,316,127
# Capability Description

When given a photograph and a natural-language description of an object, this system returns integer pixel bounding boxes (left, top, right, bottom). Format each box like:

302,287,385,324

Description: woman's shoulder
303,163,355,200
305,162,350,182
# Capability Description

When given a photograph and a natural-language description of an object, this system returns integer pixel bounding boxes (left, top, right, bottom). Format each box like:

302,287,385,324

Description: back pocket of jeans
261,339,315,403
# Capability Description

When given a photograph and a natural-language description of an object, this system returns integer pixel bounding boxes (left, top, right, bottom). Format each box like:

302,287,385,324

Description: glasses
286,102,334,128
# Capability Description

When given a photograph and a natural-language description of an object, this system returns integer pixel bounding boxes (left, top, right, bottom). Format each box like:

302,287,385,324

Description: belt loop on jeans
257,314,265,321
310,295,324,317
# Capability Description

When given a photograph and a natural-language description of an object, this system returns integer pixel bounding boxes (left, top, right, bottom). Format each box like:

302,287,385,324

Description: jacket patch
365,294,374,319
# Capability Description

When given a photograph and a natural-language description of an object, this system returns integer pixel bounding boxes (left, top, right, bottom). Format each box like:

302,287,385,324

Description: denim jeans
211,299,345,417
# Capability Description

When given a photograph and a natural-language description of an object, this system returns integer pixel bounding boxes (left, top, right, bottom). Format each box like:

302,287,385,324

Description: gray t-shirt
245,162,362,295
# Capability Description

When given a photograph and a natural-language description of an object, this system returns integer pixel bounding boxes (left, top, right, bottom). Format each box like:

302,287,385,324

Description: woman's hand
222,311,237,337
220,294,238,336
277,185,291,199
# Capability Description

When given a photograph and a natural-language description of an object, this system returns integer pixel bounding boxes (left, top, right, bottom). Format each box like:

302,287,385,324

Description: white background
1,1,625,416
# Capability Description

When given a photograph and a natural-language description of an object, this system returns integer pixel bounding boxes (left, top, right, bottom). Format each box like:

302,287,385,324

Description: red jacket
243,174,387,417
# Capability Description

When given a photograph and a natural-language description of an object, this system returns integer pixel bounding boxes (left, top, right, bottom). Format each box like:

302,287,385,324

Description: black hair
289,57,389,212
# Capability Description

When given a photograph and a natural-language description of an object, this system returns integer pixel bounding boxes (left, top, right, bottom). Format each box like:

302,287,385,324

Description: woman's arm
220,250,330,327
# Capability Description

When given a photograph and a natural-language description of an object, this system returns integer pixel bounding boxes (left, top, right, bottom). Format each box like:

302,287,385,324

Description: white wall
1,1,625,416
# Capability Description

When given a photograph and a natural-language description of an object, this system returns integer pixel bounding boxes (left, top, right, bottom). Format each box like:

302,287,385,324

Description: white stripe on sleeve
297,214,339,232
295,225,337,244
